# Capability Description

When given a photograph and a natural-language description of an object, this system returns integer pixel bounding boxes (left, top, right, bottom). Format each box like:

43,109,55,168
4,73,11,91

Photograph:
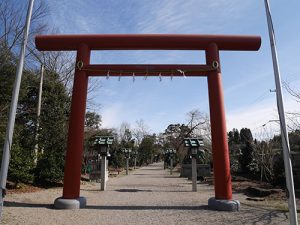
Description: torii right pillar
206,43,240,211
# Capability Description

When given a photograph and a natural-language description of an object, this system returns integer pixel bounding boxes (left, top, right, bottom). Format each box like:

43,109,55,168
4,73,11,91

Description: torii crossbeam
35,34,261,211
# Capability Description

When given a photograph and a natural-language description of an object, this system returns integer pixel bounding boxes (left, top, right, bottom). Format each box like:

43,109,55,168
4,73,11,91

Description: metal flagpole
263,1,298,224
0,0,35,217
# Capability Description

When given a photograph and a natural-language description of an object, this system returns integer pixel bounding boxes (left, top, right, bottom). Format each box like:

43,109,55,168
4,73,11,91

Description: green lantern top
183,138,204,148
94,136,114,146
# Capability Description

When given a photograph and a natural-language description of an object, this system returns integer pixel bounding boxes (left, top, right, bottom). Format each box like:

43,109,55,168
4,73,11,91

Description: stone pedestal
54,196,86,209
208,197,240,211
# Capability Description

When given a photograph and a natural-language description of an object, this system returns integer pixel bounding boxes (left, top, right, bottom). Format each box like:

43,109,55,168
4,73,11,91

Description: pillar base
54,196,86,209
208,197,240,211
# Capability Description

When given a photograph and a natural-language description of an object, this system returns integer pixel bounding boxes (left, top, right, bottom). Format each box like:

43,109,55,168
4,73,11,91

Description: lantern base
208,197,240,211
54,196,86,209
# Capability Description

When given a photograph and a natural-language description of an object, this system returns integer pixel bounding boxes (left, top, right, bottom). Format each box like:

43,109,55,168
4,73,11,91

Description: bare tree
30,49,76,88
132,119,150,146
253,127,282,182
0,0,102,116
27,31,102,110
0,0,48,117
282,81,300,131
283,81,300,102
186,109,211,143
118,122,132,142
0,0,48,51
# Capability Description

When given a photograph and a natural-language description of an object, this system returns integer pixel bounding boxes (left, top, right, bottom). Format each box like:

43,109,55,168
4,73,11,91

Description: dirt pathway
2,162,295,224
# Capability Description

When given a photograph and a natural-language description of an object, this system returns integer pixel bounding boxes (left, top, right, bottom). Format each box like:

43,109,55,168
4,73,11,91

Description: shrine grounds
2,162,299,225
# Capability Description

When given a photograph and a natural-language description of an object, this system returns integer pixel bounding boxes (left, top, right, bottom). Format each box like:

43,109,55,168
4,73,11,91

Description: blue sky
44,0,300,137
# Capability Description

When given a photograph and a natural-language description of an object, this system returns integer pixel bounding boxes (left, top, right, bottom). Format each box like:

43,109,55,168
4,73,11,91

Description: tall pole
34,64,44,165
264,1,298,224
0,0,35,217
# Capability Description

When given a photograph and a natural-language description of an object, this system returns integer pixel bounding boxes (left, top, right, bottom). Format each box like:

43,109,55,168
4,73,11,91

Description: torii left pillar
54,43,90,209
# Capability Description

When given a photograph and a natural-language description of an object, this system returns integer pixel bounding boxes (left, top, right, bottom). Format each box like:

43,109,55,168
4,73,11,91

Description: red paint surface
206,43,232,200
35,34,261,51
62,44,90,199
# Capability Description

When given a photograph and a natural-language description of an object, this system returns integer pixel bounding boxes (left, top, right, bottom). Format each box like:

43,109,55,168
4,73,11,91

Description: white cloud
226,95,299,138
100,101,146,130
136,0,252,34
227,98,277,130
101,102,124,128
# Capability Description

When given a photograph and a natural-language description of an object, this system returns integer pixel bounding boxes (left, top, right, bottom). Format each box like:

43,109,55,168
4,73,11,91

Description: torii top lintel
35,34,261,51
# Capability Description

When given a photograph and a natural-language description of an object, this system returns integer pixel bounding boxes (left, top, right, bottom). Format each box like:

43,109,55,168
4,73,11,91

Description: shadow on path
80,188,192,193
4,201,53,209
4,201,209,211
85,205,210,211
115,189,152,192
228,206,288,225
139,168,162,171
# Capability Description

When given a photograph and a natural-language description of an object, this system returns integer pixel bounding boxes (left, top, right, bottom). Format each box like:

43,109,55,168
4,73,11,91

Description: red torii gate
35,34,261,210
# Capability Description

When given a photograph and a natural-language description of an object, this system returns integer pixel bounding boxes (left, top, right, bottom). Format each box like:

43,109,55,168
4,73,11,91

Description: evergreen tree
0,46,35,185
240,141,255,173
6,126,35,186
85,111,102,129
239,128,255,174
0,45,16,142
233,128,240,144
0,0,73,187
228,128,241,172
138,135,156,165
240,128,253,143
34,71,70,186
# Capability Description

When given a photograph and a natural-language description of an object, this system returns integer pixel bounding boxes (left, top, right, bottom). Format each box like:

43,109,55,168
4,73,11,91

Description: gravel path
2,162,295,225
